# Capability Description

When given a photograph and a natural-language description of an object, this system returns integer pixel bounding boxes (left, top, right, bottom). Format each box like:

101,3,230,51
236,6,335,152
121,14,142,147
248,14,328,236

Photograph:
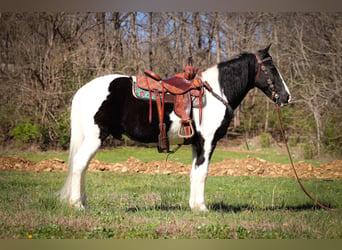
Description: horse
59,44,291,211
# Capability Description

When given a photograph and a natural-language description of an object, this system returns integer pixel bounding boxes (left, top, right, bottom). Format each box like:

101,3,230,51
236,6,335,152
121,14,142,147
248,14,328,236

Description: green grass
0,147,339,238
0,170,341,239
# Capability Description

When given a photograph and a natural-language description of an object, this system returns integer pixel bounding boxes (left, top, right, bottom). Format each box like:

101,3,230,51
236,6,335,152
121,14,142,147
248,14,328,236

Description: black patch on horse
210,107,234,157
217,53,255,110
191,131,206,166
94,77,174,143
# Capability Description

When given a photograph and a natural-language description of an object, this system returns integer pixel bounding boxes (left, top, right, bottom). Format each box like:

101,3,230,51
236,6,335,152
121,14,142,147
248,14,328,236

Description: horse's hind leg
69,135,101,209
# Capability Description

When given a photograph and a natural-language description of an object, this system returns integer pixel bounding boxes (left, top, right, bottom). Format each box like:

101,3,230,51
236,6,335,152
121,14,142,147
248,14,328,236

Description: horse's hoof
198,204,208,212
201,205,208,212
190,202,208,212
70,200,87,210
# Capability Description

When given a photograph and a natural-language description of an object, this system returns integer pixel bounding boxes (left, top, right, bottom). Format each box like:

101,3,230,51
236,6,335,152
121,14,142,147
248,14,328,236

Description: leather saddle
133,64,205,153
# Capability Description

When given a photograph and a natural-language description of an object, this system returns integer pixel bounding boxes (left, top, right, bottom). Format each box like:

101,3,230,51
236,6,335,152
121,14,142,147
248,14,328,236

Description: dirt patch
0,155,341,179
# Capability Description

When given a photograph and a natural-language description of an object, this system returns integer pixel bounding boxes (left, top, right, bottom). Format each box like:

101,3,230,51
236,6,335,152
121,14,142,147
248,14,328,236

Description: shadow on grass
126,204,184,212
208,201,327,212
125,201,327,213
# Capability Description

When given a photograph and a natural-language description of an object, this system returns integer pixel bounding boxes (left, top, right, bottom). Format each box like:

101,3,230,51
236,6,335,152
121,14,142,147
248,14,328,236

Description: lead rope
164,144,183,169
276,104,342,213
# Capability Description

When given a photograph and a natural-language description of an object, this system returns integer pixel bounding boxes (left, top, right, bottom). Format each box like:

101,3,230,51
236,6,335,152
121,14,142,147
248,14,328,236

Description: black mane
217,53,256,109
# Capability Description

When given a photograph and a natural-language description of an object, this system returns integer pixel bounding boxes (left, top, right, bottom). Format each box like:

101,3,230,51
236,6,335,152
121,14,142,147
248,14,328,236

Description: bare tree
286,13,342,156
130,12,139,72
96,12,106,75
148,12,153,71
214,13,221,63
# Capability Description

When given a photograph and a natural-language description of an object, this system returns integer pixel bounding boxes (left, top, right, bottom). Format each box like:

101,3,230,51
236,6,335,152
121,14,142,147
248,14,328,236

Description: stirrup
178,120,194,138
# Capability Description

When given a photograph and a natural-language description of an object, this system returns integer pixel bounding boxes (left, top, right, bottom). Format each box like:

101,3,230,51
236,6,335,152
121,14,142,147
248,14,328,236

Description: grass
0,169,341,239
0,146,340,238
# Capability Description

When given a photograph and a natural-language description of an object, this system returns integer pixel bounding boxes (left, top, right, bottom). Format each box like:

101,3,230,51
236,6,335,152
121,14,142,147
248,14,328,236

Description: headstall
254,54,279,101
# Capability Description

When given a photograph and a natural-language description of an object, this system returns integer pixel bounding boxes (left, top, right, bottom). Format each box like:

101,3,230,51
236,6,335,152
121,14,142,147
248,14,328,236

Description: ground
0,154,341,180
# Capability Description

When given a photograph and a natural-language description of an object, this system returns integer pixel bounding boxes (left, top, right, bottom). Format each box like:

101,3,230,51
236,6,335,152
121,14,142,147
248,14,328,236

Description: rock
53,158,65,163
247,165,255,171
163,170,172,175
256,158,267,163
257,168,264,174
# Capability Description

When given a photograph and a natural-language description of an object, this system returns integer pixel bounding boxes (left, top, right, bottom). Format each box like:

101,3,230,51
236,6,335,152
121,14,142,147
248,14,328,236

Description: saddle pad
132,80,206,108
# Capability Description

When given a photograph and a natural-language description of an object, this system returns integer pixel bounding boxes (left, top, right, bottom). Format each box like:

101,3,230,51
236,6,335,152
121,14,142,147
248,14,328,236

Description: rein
276,104,342,213
255,53,341,212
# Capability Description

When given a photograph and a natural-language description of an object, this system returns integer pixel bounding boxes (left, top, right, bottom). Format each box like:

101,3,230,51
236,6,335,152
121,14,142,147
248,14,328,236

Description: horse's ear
258,44,272,58
265,43,272,52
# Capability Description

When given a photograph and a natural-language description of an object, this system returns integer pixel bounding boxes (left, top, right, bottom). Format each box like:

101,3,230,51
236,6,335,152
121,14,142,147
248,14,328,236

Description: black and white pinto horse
59,45,291,211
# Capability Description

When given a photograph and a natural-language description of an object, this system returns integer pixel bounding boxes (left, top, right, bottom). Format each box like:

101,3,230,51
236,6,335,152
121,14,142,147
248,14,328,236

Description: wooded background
0,12,341,159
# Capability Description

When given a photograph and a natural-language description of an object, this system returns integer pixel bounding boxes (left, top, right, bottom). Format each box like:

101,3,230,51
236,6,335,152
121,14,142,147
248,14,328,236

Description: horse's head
254,44,291,106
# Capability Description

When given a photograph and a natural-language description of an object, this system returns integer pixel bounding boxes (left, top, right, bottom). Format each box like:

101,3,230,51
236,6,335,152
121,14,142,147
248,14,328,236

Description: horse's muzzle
276,93,291,107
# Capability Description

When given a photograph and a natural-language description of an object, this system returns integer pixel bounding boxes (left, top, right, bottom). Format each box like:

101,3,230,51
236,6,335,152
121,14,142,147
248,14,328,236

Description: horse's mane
217,52,255,109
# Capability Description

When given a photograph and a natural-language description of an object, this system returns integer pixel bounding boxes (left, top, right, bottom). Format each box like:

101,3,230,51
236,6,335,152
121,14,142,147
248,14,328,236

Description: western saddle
133,58,208,153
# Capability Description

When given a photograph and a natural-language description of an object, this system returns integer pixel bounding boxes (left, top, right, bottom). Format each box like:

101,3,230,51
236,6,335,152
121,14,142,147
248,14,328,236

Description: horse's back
74,74,126,103
72,74,128,115
70,74,130,135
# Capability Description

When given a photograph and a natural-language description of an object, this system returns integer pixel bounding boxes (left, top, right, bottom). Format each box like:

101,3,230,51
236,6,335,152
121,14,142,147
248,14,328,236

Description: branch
302,43,338,56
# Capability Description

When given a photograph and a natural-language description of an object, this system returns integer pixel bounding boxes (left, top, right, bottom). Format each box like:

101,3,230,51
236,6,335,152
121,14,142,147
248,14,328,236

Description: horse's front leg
189,161,208,211
189,135,213,212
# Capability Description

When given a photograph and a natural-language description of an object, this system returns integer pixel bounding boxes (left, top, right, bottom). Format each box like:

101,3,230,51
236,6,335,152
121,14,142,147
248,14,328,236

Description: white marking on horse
276,67,291,102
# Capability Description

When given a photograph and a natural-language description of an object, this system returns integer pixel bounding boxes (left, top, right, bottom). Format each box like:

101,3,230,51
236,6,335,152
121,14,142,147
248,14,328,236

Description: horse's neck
218,54,255,110
230,89,251,110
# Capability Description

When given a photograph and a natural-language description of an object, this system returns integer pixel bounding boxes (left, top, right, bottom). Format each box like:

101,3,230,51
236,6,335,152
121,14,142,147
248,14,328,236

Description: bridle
254,54,279,102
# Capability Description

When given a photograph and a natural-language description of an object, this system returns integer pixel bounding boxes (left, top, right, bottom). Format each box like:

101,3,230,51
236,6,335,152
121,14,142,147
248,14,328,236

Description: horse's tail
58,94,84,202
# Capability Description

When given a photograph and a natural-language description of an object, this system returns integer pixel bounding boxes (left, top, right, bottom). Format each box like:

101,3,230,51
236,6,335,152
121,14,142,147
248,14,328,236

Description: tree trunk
111,12,123,70
206,13,217,66
264,99,269,132
234,108,241,129
193,12,202,51
215,14,221,63
149,12,153,71
130,12,138,72
96,12,106,74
